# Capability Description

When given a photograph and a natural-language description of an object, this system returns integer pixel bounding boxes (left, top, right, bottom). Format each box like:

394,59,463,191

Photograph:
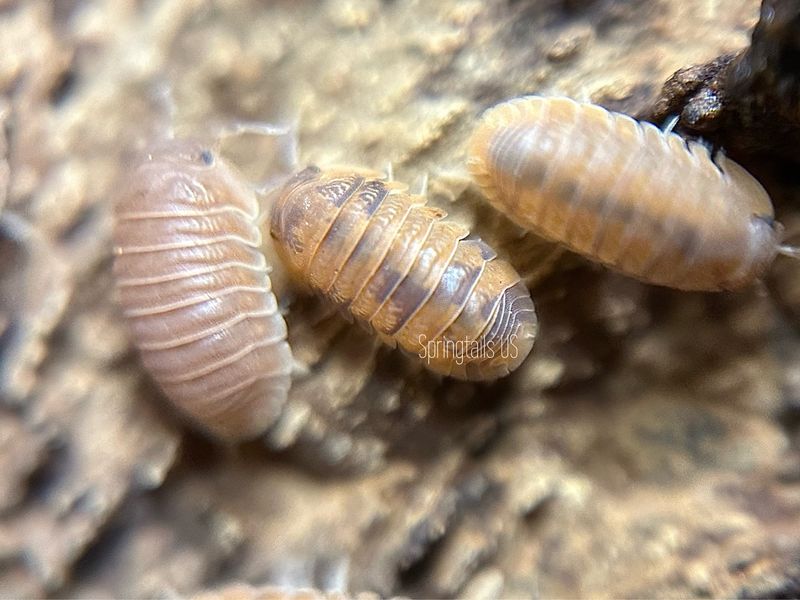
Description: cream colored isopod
468,95,787,292
113,138,293,441
270,166,537,381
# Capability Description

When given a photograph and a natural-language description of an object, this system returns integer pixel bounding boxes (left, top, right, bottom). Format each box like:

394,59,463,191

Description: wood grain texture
270,167,537,381
113,139,292,441
468,96,781,291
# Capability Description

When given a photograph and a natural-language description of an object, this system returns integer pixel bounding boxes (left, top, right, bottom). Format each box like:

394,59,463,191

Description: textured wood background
1,1,799,597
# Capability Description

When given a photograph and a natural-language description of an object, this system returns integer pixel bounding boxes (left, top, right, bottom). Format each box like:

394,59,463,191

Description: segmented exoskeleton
270,166,537,381
468,95,783,291
113,139,293,441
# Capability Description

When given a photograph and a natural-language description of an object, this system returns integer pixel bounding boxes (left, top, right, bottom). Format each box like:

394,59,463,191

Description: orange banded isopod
269,166,537,381
113,138,293,441
468,96,786,292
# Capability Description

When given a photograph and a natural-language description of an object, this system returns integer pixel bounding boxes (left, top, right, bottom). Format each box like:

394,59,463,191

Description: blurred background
1,0,799,597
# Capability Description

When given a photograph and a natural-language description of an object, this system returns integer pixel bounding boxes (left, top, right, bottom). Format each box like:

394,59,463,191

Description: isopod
269,166,537,381
112,138,293,441
467,95,787,291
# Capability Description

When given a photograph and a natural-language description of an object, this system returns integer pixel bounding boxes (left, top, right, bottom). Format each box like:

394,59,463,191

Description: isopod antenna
778,243,800,259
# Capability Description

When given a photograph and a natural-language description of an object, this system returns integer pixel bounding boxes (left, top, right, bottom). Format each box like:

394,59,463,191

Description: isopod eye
200,149,215,165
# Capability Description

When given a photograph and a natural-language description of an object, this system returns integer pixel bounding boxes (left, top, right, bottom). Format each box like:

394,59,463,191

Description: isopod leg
710,144,727,172
208,118,299,171
778,244,800,259
149,79,177,141
659,113,728,171
661,114,680,134
412,172,429,196
255,173,296,225
244,119,301,223
217,121,293,138
381,163,429,195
